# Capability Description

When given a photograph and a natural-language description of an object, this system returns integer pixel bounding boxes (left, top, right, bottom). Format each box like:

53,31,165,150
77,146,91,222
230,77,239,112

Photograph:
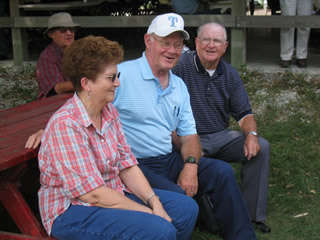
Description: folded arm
79,165,171,222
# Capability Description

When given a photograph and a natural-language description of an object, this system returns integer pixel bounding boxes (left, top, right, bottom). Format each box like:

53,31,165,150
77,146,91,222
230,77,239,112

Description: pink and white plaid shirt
38,93,138,234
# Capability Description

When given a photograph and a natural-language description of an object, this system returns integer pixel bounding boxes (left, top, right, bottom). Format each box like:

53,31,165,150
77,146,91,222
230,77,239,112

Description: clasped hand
177,163,198,197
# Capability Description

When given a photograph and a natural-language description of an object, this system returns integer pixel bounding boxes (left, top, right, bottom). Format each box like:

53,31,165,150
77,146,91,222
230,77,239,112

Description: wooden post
10,0,28,66
231,0,246,69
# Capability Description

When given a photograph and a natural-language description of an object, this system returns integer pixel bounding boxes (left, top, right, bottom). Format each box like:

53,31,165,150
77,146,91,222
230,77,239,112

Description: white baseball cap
147,13,189,40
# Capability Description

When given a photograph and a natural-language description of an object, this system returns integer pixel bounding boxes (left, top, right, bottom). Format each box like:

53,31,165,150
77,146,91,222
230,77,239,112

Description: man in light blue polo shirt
113,13,257,240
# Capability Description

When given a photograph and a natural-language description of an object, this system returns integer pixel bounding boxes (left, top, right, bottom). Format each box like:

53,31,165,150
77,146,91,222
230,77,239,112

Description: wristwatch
247,131,258,137
185,157,198,165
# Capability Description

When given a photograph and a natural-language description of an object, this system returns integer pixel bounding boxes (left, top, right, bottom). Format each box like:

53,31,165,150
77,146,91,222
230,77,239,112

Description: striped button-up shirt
38,93,137,234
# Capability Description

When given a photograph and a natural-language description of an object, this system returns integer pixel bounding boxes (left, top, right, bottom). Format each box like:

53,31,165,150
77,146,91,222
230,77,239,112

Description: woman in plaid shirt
37,36,198,240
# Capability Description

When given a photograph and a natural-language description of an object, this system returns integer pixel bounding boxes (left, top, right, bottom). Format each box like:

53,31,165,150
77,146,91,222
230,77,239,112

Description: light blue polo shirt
113,52,196,158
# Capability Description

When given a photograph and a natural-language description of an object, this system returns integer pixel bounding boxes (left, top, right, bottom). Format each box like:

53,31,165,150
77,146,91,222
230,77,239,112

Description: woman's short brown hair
62,35,124,92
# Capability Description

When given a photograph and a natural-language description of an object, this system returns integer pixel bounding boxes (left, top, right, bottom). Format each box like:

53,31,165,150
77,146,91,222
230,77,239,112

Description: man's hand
239,115,261,160
244,135,261,160
25,129,44,149
177,163,198,197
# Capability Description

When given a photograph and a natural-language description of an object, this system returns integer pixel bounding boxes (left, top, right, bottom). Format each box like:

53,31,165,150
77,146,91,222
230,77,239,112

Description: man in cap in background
36,12,80,99
113,13,257,240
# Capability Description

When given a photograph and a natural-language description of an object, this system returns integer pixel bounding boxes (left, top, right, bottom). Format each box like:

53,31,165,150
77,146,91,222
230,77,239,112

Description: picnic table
0,93,72,239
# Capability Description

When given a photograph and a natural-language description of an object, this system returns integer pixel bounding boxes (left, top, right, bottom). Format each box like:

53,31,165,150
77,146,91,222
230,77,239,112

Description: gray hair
197,22,227,41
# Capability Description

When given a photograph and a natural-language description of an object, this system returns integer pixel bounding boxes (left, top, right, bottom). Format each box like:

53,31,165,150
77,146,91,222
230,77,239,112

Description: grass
1,66,319,239
0,64,38,109
192,68,320,239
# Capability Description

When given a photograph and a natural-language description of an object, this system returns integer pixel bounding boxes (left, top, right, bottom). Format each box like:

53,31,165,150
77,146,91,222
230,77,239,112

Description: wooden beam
3,15,320,29
0,17,11,28
12,15,236,28
10,0,28,65
182,15,236,28
231,0,246,70
237,15,320,28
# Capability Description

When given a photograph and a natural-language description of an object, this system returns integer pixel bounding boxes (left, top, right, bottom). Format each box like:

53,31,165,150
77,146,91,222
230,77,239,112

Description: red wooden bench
0,93,72,239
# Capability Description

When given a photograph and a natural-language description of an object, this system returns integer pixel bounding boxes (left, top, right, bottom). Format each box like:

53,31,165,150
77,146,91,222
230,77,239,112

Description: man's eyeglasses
107,72,120,82
199,37,225,46
57,27,76,34
151,35,184,51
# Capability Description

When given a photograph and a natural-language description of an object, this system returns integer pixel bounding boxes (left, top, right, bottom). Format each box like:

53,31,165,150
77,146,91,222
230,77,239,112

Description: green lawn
192,69,320,239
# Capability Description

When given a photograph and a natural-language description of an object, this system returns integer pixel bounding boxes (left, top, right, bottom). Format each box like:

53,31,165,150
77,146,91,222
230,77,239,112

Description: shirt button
107,160,110,164
208,87,211,90
101,139,105,143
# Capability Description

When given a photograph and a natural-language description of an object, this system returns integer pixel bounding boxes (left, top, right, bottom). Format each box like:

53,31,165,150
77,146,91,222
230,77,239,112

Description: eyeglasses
57,27,76,34
106,72,120,82
199,37,225,46
151,35,184,51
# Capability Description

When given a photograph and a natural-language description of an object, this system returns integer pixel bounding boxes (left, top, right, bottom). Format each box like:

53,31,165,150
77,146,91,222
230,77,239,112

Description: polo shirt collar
194,52,223,76
140,52,176,89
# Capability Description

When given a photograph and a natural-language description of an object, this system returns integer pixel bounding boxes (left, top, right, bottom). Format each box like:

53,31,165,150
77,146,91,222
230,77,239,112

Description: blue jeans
51,189,198,240
138,151,257,240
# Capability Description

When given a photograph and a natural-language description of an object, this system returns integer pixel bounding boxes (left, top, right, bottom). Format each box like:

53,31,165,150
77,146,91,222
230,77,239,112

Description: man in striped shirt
172,22,271,233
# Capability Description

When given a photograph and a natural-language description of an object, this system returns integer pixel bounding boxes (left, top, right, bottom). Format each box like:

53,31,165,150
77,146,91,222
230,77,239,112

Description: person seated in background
37,35,198,240
170,0,223,15
172,22,271,233
171,0,200,14
36,12,80,99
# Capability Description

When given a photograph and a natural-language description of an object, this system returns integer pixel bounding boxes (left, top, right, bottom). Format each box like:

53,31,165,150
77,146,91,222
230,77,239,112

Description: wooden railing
0,0,319,69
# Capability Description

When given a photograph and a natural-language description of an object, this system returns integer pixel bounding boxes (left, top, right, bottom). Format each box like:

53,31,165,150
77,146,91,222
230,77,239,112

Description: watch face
248,131,258,137
185,157,197,164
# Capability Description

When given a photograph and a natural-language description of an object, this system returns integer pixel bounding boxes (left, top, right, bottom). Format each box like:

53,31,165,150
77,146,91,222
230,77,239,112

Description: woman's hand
149,196,172,222
25,129,44,149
